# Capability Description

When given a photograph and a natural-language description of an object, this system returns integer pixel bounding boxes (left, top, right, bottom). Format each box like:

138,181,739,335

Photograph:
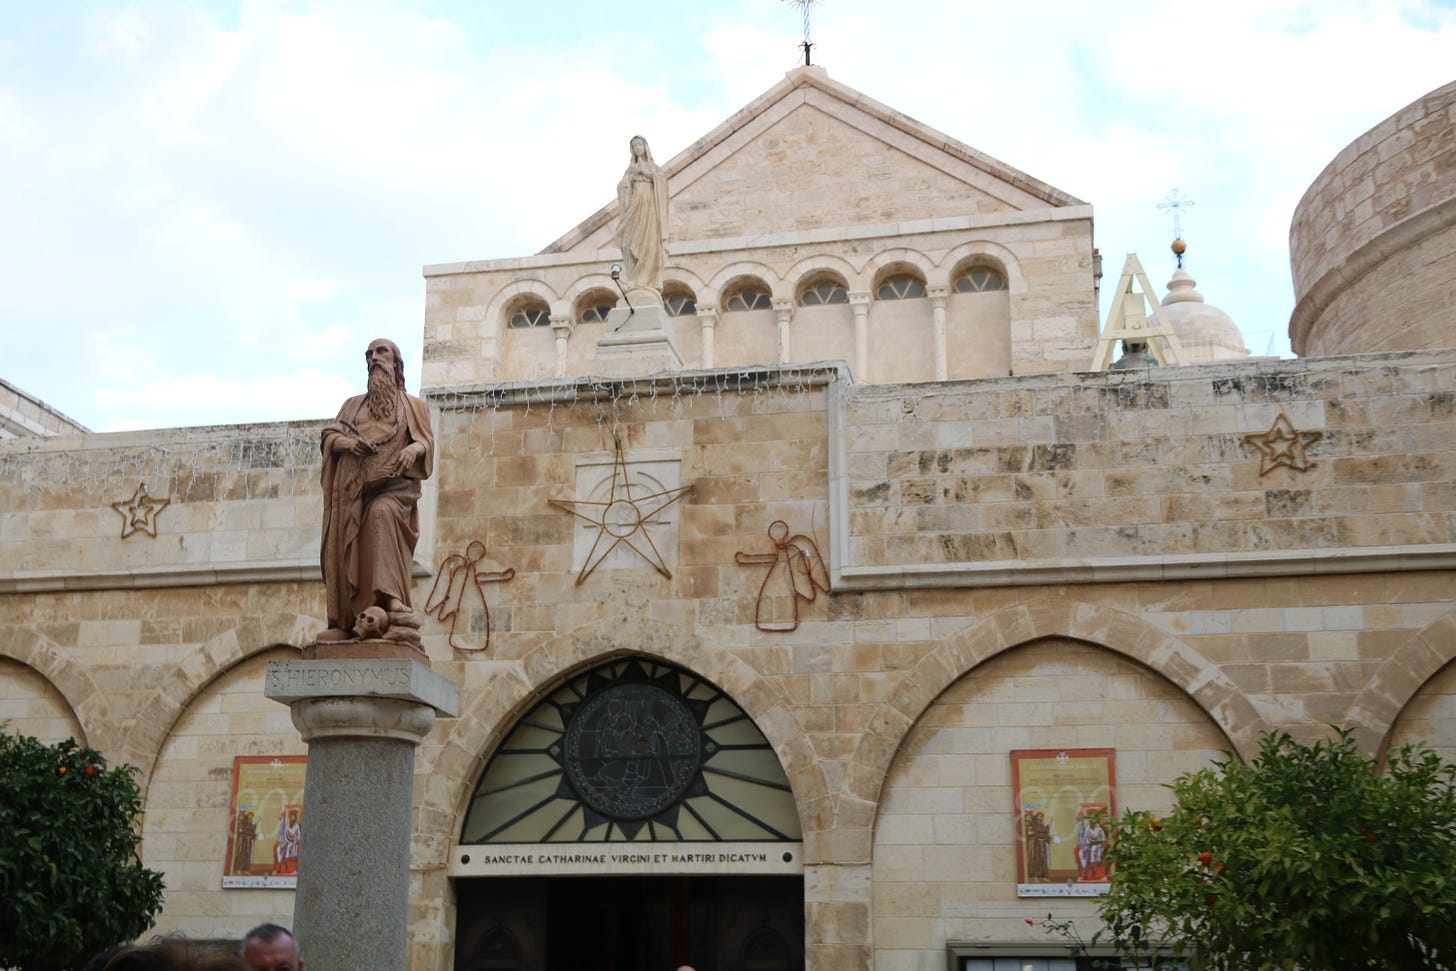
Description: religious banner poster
1010,748,1115,897
223,755,306,888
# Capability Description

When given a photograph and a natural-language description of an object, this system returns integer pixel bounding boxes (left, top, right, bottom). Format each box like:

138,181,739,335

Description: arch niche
870,636,1232,968
450,655,804,971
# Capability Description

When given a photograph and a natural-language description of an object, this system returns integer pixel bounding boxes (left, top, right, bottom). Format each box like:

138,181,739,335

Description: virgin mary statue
615,135,669,298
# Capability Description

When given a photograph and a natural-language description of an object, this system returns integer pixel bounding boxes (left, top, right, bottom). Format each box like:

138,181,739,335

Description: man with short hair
239,923,303,971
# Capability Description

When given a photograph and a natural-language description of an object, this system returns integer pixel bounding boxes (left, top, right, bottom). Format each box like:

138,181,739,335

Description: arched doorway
451,657,804,971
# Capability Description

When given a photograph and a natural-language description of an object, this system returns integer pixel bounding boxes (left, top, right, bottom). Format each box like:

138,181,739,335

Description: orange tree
0,730,164,971
1094,729,1456,970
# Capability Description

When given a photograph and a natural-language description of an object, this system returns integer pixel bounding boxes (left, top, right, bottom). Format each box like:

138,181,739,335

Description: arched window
725,281,773,312
797,279,848,306
664,283,698,317
954,266,1007,293
876,273,926,300
507,299,551,329
460,657,801,844
575,289,619,325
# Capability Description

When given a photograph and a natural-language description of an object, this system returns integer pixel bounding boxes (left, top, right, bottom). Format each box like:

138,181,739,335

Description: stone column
849,291,871,381
774,298,794,364
928,285,949,381
697,304,718,369
550,315,573,378
266,658,458,971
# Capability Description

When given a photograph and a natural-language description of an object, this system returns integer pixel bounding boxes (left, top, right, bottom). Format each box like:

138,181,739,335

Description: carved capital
289,696,437,744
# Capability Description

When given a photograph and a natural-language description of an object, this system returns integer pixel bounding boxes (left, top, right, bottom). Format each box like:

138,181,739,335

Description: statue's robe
319,391,434,634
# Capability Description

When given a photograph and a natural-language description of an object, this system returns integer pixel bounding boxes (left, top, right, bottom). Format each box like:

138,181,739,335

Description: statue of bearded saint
317,338,434,644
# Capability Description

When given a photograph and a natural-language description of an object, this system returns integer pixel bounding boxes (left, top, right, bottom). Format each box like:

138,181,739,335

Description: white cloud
95,366,358,432
2,0,1454,428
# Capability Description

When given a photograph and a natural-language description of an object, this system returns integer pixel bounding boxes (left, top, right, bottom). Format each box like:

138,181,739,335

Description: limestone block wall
0,655,85,742
1,353,1454,970
837,350,1456,578
1289,79,1456,356
1389,660,1456,762
421,209,1096,388
0,422,325,591
871,640,1229,971
144,648,305,934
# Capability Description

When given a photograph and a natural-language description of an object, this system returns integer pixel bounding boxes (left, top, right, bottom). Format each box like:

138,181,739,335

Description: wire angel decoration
734,520,831,632
424,540,515,653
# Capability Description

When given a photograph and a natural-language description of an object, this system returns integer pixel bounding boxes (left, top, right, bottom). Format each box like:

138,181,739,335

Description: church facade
2,69,1455,971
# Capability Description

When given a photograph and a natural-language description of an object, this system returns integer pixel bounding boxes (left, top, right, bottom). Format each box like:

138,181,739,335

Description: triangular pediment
542,67,1084,256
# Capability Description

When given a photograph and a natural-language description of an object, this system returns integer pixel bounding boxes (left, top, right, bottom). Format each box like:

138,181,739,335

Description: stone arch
862,247,936,291
841,598,1263,834
940,240,1025,294
560,272,619,309
414,614,825,868
783,254,863,296
705,261,784,307
0,624,104,747
118,612,318,788
662,264,709,297
1352,608,1456,757
570,285,621,325
484,280,561,349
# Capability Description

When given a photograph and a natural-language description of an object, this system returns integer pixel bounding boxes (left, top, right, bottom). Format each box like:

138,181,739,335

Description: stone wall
837,351,1456,580
2,353,1455,970
422,211,1096,388
1289,79,1456,356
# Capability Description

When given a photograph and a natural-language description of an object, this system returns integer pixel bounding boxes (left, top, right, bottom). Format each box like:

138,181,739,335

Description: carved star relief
549,441,695,585
111,482,171,538
1244,413,1323,476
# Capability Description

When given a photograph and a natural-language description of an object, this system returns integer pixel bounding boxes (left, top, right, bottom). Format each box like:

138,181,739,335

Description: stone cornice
421,206,1093,279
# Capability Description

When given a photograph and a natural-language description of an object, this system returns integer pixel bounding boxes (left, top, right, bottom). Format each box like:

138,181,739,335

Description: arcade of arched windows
494,250,1017,382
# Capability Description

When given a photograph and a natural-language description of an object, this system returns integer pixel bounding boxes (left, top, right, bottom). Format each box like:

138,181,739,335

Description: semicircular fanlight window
461,657,801,844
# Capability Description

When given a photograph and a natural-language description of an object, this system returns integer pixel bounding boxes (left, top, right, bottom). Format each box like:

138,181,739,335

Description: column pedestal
266,658,458,971
596,303,682,375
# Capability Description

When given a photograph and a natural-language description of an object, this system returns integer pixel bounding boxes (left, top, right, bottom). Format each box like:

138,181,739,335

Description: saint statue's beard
366,365,398,421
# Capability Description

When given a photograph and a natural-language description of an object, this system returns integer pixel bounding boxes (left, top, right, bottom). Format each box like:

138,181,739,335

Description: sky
2,0,1454,433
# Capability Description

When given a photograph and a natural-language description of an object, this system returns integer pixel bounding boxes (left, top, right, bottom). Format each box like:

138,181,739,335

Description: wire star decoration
1244,413,1323,475
111,482,171,538
549,440,695,585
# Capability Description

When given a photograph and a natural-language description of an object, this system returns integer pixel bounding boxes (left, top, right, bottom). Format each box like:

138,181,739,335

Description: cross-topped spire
1157,188,1195,267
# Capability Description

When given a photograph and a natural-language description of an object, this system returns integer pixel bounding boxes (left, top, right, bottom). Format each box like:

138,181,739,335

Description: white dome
1150,268,1249,363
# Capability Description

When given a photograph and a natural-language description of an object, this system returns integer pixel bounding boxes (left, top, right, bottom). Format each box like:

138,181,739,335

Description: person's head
239,924,303,971
104,939,246,971
84,945,128,971
364,338,406,391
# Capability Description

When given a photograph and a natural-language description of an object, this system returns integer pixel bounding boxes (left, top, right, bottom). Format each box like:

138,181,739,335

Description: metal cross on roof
1157,188,1196,241
785,0,824,66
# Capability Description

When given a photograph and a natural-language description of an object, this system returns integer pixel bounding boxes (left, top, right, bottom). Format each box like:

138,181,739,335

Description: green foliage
1095,729,1456,971
0,730,165,971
